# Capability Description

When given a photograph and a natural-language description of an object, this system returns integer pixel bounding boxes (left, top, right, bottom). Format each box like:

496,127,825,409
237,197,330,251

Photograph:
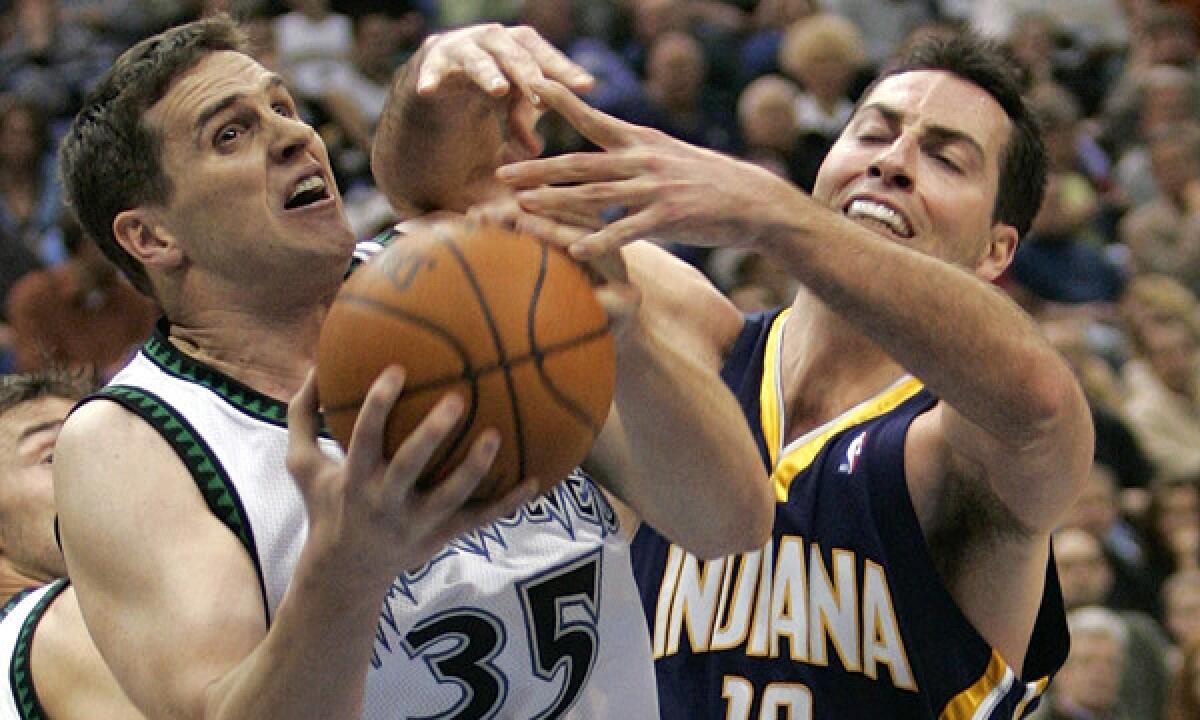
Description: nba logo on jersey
838,431,867,474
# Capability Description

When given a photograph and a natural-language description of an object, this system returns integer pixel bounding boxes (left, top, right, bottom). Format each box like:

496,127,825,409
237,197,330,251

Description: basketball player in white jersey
52,15,771,720
0,370,142,719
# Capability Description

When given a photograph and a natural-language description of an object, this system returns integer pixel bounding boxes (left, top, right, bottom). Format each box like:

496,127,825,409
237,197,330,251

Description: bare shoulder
624,241,744,368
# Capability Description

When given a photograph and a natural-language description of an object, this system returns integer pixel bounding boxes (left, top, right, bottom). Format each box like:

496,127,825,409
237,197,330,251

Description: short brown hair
0,369,96,419
58,15,248,298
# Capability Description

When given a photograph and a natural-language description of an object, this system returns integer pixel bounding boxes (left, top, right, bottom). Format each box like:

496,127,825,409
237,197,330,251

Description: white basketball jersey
97,326,658,719
0,580,67,720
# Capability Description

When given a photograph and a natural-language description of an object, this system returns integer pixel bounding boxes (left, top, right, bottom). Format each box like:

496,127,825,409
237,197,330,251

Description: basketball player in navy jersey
51,15,770,720
480,31,1092,720
0,371,143,719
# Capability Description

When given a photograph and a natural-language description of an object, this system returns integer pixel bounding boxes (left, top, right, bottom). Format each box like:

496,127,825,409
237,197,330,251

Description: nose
269,113,315,164
867,136,916,190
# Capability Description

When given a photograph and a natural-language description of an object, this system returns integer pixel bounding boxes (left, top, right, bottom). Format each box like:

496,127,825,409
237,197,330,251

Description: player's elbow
687,476,774,560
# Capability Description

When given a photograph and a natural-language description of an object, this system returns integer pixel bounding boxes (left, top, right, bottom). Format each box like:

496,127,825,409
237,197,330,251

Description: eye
272,102,293,118
40,453,53,465
934,154,962,172
216,123,244,147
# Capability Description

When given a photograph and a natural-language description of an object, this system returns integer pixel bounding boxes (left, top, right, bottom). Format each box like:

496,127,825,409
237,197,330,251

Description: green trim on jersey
95,384,269,623
141,330,289,428
9,578,68,720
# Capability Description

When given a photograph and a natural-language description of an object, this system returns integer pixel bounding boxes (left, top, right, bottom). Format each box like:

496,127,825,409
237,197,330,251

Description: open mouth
843,198,913,238
285,174,330,210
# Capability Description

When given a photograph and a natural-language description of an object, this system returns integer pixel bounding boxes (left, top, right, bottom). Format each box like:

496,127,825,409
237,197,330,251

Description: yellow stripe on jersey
1011,676,1050,719
760,308,791,469
940,652,1036,720
761,327,925,500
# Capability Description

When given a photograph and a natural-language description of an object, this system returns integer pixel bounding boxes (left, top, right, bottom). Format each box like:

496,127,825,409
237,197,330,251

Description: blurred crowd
3,0,1200,716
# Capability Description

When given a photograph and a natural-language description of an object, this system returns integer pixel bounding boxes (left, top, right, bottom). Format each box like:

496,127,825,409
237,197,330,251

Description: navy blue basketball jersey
631,307,1068,719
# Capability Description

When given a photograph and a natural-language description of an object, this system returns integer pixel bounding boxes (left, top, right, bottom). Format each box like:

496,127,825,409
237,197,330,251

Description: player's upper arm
905,362,1094,536
55,400,268,719
624,241,745,366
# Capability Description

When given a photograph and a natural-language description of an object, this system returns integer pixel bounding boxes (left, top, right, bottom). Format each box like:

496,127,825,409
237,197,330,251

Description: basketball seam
445,238,527,486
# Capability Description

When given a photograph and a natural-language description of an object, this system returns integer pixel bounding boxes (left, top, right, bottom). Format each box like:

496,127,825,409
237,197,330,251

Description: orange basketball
316,223,615,503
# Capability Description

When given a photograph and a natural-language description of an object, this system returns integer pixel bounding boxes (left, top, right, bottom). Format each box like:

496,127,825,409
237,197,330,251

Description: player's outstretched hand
497,79,804,259
415,25,594,158
287,368,538,584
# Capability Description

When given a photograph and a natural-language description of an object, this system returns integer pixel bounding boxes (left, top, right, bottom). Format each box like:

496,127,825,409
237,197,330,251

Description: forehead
0,397,74,451
146,50,272,141
858,70,1011,161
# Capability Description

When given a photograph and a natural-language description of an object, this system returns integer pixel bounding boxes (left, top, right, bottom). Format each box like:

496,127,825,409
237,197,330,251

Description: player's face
812,70,1014,275
0,397,74,581
144,51,354,287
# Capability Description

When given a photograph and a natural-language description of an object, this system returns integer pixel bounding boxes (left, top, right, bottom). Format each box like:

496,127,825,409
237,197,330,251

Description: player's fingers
342,366,408,479
506,94,545,158
498,152,640,190
285,369,325,484
451,41,513,97
515,213,596,253
569,213,653,260
380,391,466,495
415,428,501,512
593,282,641,334
532,79,638,149
515,178,652,220
510,26,594,92
438,477,540,545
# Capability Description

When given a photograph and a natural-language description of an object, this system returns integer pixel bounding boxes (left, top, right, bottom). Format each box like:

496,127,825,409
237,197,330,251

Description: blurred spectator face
633,0,685,46
1056,628,1124,714
1142,320,1198,396
781,15,865,105
1054,528,1113,609
0,102,40,169
1008,14,1056,72
1165,572,1200,646
1140,72,1196,138
354,13,402,76
1157,482,1199,550
647,32,706,108
1065,465,1121,539
1148,129,1200,202
739,76,799,152
1145,21,1197,67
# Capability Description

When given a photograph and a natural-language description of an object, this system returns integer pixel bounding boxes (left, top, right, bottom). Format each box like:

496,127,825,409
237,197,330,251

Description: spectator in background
1033,606,1133,720
735,73,800,179
1166,640,1200,720
633,29,734,153
1006,83,1125,309
5,213,156,380
1137,480,1200,596
777,13,867,191
1052,528,1171,720
736,0,815,86
1065,463,1159,615
1163,569,1200,652
821,0,933,67
0,0,117,122
272,0,353,102
1120,122,1200,296
1120,274,1200,483
0,95,66,267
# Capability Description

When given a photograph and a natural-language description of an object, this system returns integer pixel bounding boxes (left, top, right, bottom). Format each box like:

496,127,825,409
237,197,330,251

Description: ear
112,208,184,273
976,223,1019,282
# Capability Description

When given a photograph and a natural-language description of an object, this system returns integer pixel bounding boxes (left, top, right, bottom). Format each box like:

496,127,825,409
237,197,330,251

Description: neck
167,306,325,402
779,292,907,441
0,557,50,606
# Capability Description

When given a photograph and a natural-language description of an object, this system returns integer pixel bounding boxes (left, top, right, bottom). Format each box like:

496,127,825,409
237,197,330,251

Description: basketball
316,223,616,503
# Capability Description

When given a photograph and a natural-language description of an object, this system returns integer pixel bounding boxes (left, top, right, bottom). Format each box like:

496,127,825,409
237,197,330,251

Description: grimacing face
0,396,76,581
128,51,355,296
811,70,1016,277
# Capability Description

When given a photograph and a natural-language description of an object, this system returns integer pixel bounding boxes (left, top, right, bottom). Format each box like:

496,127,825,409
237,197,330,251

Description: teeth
846,199,911,237
289,175,326,202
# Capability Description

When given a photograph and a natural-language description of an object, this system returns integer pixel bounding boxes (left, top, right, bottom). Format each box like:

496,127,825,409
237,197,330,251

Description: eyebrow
860,102,986,165
193,73,287,140
17,420,62,447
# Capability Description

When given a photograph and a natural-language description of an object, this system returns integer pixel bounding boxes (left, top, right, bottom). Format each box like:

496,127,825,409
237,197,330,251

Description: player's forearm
202,552,389,720
763,203,1085,449
607,316,772,558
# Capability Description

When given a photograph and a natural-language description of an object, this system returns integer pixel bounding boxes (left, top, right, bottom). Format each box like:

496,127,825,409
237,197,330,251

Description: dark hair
0,369,96,418
58,15,248,298
859,32,1046,238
